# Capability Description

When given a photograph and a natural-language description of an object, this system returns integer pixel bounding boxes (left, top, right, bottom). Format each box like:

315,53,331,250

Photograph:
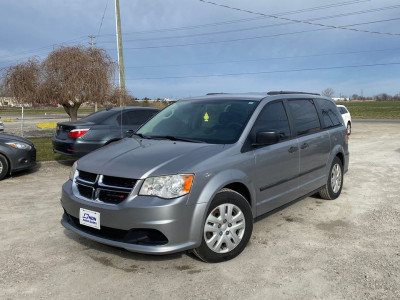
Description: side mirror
254,131,279,146
126,129,136,137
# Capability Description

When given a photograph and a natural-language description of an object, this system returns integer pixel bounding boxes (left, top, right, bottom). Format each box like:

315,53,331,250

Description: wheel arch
0,151,11,176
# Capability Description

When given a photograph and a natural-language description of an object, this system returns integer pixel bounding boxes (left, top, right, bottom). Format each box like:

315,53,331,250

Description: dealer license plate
79,208,100,230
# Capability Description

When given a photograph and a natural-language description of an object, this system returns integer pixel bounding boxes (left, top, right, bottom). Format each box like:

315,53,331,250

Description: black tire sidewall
195,189,253,263
0,154,9,180
327,157,344,199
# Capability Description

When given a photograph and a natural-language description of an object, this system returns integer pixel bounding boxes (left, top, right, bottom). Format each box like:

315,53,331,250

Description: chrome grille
75,171,137,204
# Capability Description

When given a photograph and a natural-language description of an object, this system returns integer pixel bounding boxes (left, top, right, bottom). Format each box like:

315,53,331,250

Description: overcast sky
0,0,399,99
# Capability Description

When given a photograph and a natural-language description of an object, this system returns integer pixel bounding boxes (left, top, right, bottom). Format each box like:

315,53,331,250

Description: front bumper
10,147,36,173
60,180,207,254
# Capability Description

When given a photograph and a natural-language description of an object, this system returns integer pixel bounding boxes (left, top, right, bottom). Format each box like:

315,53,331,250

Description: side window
117,110,156,126
251,101,291,142
287,99,321,136
318,100,342,128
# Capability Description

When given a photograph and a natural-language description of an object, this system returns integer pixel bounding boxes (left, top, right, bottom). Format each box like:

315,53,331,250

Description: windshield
137,99,258,144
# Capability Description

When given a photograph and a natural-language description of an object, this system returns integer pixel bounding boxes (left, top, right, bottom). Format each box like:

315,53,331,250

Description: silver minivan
61,91,349,262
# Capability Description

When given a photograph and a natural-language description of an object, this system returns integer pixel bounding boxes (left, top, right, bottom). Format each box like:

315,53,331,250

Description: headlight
139,174,194,199
6,142,32,150
69,161,78,181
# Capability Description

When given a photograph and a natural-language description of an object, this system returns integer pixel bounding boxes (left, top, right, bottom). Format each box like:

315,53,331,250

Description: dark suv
52,106,159,157
61,92,349,262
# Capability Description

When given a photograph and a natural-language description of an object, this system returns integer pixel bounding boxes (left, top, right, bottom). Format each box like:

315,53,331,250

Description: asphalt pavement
0,122,399,299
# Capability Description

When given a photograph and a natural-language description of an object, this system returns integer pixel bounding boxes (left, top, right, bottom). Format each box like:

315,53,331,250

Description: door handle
301,143,309,149
288,146,298,153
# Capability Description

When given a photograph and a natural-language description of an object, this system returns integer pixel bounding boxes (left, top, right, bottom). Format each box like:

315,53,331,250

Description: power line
98,15,400,44
97,0,109,37
114,15,400,51
126,62,400,80
0,36,88,62
97,0,371,37
124,47,400,69
199,0,400,37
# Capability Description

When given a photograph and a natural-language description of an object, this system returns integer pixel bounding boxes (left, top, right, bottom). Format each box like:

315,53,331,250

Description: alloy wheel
331,163,342,193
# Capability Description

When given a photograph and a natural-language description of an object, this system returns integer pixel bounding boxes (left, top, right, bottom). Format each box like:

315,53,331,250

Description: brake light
345,128,349,143
69,129,89,138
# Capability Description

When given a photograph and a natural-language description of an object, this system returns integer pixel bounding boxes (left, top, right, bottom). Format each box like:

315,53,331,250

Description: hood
0,133,34,146
77,137,228,179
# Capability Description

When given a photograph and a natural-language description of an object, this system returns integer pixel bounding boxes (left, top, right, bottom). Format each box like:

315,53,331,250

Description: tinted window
251,101,291,142
117,110,156,126
287,99,321,135
82,110,113,123
318,100,342,128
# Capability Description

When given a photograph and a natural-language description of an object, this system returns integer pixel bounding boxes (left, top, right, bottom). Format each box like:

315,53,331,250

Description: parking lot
0,121,399,299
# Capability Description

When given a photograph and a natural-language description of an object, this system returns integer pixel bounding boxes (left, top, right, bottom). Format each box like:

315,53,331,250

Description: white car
337,105,351,135
0,121,4,132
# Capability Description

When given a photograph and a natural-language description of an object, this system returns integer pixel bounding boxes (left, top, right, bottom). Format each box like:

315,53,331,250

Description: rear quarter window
318,99,343,128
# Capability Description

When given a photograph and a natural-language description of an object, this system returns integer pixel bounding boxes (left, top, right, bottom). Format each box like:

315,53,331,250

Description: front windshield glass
137,99,259,144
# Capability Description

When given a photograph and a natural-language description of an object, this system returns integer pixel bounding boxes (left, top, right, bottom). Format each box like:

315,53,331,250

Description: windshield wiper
153,135,203,143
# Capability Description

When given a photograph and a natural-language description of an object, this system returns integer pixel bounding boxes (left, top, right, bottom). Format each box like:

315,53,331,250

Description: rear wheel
347,122,351,135
193,188,253,263
319,156,343,200
0,154,9,180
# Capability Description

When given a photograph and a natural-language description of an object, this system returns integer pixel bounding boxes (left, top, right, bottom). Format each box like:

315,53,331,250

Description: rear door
250,101,300,217
286,99,330,194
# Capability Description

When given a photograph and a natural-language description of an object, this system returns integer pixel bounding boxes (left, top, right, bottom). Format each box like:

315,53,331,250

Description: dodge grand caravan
61,91,349,262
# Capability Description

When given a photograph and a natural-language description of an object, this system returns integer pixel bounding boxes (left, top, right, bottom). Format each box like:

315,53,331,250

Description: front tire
193,188,253,263
319,156,343,200
0,154,9,180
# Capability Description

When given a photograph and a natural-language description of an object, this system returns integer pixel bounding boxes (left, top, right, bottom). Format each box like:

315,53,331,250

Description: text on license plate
79,208,100,230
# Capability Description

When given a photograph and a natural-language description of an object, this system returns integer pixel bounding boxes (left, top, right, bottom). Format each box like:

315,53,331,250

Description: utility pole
89,35,96,49
89,35,98,112
115,0,126,106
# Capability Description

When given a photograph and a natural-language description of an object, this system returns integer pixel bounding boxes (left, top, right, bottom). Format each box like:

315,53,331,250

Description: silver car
61,92,349,262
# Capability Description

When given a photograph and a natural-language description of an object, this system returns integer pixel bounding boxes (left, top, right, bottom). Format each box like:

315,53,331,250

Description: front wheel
319,156,344,200
0,154,9,180
193,188,253,263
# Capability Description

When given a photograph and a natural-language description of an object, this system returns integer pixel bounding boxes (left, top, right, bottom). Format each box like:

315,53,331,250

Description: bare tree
321,88,335,98
41,46,115,120
3,58,41,104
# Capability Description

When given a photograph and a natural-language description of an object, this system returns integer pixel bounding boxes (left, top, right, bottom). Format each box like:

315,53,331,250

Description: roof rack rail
267,91,320,96
206,92,227,95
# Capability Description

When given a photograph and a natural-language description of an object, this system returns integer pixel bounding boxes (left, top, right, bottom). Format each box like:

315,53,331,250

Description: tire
319,156,343,200
193,188,253,263
347,122,351,135
0,154,9,181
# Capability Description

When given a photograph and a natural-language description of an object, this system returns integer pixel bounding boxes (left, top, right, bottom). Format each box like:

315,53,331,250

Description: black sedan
0,133,36,180
52,106,159,157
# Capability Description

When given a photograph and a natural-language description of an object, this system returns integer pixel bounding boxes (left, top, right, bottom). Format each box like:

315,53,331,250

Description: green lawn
0,107,95,116
337,101,400,119
28,137,74,162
